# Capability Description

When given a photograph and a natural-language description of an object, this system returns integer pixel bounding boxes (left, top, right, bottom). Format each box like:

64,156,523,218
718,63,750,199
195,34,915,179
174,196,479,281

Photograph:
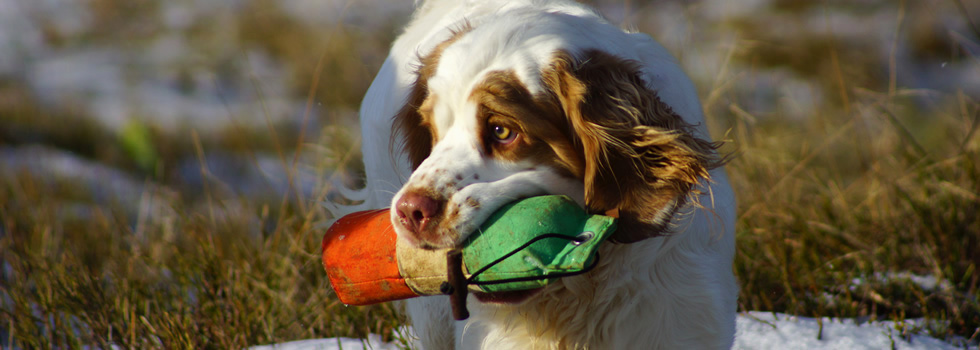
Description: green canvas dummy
460,195,618,292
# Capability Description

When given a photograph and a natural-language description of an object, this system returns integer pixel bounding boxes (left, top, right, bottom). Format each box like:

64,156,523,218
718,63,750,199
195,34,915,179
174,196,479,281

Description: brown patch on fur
468,70,582,178
465,196,480,209
392,25,473,169
540,50,722,243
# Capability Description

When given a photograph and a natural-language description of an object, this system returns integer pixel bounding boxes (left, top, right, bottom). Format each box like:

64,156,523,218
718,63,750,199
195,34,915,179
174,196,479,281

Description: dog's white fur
329,0,737,348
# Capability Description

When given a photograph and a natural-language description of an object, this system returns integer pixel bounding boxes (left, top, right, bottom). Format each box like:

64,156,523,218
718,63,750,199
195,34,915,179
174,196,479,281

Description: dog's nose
395,191,442,234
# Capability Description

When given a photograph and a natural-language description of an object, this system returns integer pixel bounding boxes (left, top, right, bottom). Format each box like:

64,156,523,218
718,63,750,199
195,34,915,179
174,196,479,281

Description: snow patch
735,312,968,350
251,334,401,350
850,272,954,292
251,313,972,350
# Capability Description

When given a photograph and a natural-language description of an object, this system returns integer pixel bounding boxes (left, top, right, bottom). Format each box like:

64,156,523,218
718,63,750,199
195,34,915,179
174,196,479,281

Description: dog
330,0,737,348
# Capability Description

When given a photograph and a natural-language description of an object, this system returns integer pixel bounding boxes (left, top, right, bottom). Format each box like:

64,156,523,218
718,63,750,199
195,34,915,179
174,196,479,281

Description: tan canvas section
396,239,453,295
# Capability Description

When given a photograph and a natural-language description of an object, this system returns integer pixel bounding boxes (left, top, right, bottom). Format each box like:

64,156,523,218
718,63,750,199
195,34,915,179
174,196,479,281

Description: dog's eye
491,125,517,144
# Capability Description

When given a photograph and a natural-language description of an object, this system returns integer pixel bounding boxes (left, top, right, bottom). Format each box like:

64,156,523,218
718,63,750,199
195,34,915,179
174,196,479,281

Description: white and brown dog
332,0,737,348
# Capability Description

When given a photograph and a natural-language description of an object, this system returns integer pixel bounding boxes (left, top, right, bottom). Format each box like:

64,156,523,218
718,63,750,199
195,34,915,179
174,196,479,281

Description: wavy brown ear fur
542,50,722,243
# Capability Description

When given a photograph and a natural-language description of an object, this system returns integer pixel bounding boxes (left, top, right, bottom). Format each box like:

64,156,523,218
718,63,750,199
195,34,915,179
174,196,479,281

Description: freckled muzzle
321,195,618,320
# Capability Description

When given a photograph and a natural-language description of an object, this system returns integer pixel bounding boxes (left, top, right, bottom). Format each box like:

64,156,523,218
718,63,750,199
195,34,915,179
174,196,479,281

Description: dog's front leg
405,295,455,349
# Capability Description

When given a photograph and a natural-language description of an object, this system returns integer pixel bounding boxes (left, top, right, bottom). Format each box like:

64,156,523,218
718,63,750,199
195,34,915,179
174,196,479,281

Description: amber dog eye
491,125,517,144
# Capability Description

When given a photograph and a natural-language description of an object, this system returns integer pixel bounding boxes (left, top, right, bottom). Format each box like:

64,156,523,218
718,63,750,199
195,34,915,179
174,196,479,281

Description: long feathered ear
542,50,722,243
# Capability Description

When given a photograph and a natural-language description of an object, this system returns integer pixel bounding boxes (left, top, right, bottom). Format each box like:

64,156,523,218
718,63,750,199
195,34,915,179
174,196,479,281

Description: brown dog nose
395,191,442,234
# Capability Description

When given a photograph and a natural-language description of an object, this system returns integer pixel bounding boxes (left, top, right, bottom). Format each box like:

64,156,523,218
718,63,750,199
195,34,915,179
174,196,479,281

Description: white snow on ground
851,272,955,292
733,312,967,350
0,0,337,134
252,334,402,350
252,312,974,350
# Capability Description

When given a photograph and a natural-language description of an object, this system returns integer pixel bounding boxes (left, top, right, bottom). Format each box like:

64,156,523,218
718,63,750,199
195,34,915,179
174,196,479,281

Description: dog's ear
392,25,473,170
391,50,440,170
542,50,721,243
392,68,436,170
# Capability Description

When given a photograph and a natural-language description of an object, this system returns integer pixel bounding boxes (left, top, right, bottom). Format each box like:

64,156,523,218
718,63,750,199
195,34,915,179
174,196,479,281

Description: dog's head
390,18,720,250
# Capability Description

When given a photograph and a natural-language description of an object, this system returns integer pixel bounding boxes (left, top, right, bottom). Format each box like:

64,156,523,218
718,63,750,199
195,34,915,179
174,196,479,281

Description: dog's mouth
472,288,543,304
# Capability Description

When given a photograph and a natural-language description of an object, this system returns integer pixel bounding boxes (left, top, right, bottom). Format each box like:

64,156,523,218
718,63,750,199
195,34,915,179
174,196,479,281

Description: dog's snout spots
455,173,464,181
465,196,480,209
437,181,458,195
444,206,462,232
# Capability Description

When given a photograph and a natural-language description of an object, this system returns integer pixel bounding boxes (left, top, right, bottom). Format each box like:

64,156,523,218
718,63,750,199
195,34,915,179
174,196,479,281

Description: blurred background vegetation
0,0,977,348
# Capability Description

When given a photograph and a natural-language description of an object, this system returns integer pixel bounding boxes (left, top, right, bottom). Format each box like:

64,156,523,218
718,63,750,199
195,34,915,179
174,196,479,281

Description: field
1,0,978,348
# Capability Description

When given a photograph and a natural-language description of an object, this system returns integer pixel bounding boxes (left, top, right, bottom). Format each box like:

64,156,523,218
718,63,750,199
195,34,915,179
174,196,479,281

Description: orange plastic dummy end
321,209,419,305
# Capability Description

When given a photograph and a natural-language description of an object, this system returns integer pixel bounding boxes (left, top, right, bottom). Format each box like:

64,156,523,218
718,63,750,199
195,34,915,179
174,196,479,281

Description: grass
1,0,979,348
0,171,407,349
725,93,980,343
